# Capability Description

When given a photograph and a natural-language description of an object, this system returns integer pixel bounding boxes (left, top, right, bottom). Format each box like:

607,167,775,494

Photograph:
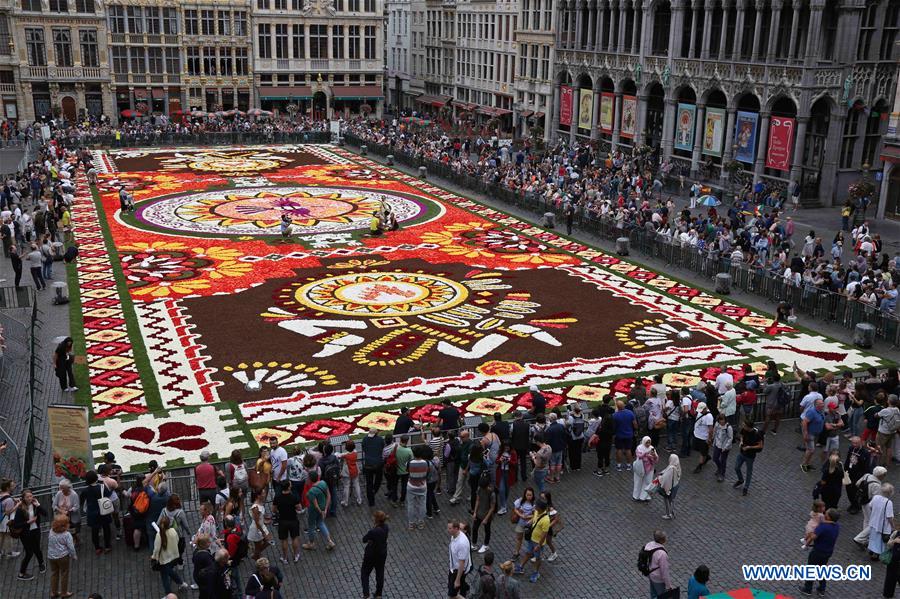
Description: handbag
841,470,851,486
658,587,681,599
150,558,161,571
98,485,115,517
653,418,665,430
588,434,600,448
881,548,894,565
645,478,661,495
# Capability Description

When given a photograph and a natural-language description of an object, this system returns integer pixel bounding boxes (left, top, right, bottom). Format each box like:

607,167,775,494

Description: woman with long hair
254,446,272,495
53,337,76,393
247,489,271,560
151,516,187,595
361,510,389,599
818,451,845,510
511,486,535,559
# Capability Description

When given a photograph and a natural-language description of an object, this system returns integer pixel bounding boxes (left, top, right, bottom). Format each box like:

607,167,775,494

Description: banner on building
600,92,614,133
734,111,759,163
560,86,573,127
766,116,796,171
674,103,696,151
702,107,726,157
48,405,93,482
620,95,637,139
578,89,594,131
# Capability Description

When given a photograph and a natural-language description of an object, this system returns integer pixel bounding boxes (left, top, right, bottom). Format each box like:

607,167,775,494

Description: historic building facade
13,0,113,122
552,0,900,206
386,0,411,110
107,0,254,116
513,0,554,139
251,0,385,119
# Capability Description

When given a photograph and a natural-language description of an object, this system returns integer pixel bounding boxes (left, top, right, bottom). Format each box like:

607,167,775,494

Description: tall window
364,25,375,59
292,0,302,9
201,10,214,35
257,0,269,9
52,28,72,66
126,6,143,34
310,24,327,58
49,0,68,12
184,10,198,35
235,47,248,74
882,1,900,60
275,24,288,58
857,2,877,60
840,109,860,169
540,45,550,80
109,5,125,34
332,25,344,59
111,46,128,73
165,47,180,73
203,47,216,74
348,0,359,11
25,28,46,66
258,24,272,58
162,8,177,34
234,11,247,36
292,24,305,58
129,47,145,73
145,7,160,34
21,0,42,11
186,47,201,74
76,0,94,12
364,0,375,11
217,11,231,36
80,29,99,67
862,108,884,165
147,47,163,73
219,47,232,74
275,0,286,8
348,25,360,59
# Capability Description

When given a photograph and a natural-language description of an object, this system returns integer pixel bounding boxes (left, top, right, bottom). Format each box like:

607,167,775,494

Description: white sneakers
478,545,489,554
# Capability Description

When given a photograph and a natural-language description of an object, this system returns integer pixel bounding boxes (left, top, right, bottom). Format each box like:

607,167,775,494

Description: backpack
776,385,791,408
7,511,24,539
322,459,341,486
231,463,248,487
98,485,115,516
570,416,585,438
227,529,249,565
476,568,497,599
384,446,398,475
858,476,875,506
131,488,150,515
637,545,666,576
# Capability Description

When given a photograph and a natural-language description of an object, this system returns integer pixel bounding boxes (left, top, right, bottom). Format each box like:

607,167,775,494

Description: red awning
455,102,477,112
258,86,313,99
333,85,383,100
519,110,534,118
477,106,512,117
151,88,165,99
534,111,545,118
133,88,148,99
415,94,452,108
880,143,900,164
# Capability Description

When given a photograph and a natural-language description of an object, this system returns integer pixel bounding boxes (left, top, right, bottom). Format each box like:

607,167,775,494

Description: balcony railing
146,34,161,44
82,66,102,78
349,59,361,70
110,33,125,43
310,58,329,71
277,58,290,69
26,66,47,78
0,83,15,94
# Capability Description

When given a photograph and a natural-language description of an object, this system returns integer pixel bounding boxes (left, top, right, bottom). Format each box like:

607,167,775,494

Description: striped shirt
407,458,428,488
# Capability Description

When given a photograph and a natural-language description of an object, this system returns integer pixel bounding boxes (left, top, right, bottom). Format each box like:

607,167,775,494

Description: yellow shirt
529,510,551,544
61,211,71,228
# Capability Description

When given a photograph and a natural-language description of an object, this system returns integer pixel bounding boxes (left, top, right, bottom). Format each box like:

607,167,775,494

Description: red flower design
514,390,565,411
296,419,355,441
120,422,210,455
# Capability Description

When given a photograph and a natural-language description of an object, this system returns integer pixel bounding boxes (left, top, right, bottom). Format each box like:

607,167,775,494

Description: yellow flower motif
475,360,525,377
438,244,494,259
444,221,495,233
327,259,391,270
192,246,245,262
131,278,211,298
205,260,253,279
420,230,457,246
506,253,571,265
120,241,186,253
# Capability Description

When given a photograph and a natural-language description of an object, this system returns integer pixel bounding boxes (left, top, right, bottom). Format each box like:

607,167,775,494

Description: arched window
862,101,888,166
840,105,862,169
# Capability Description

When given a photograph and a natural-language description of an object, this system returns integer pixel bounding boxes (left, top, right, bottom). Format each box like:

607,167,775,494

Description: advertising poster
620,95,637,139
734,111,759,163
766,116,796,171
600,92,614,133
48,405,93,482
578,89,594,131
560,86,573,127
674,103,696,151
702,107,726,157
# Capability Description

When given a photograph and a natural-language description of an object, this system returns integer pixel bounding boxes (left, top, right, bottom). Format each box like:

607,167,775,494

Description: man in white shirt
876,395,900,467
268,436,289,496
692,403,714,473
447,520,472,599
715,371,734,396
799,382,824,412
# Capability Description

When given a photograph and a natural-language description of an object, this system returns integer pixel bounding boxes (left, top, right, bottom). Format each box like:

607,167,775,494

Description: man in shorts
514,498,550,583
801,399,826,472
692,402,714,473
272,481,301,564
822,400,843,461
612,401,637,472
876,395,900,467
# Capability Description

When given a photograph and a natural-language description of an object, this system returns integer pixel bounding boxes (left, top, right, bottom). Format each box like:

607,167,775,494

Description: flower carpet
71,145,894,472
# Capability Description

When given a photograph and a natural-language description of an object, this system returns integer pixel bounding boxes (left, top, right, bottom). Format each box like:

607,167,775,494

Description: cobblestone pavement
0,430,896,598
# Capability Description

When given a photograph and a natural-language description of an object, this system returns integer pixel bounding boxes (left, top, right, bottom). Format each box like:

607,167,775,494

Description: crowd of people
345,119,900,318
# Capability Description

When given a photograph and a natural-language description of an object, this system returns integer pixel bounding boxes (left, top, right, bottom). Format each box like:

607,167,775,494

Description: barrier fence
343,134,900,348
57,130,332,150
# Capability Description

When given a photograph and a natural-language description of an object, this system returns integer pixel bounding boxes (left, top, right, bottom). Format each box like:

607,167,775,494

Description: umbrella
698,194,720,207
190,110,209,117
120,109,143,118
214,111,227,118
247,108,273,117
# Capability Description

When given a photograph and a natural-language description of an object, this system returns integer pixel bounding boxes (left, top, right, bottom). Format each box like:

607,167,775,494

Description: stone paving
0,430,896,598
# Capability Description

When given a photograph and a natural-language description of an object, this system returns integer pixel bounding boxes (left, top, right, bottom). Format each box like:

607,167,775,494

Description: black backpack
637,545,665,576
858,477,875,506
477,567,497,599
322,459,340,486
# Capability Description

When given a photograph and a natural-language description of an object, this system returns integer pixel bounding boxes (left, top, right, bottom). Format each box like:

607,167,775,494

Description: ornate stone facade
553,0,900,206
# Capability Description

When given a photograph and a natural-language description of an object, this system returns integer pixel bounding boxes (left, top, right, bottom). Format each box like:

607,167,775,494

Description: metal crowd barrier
59,130,332,150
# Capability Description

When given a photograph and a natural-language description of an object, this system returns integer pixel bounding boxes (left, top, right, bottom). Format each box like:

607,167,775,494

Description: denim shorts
550,451,564,466
525,540,543,559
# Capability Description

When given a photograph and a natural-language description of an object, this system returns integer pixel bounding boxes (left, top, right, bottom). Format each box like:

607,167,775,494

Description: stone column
721,107,737,186
612,91,623,147
642,5,654,56
787,1,800,60
588,1,597,49
691,103,706,175
608,4,617,50
753,111,770,182
789,115,809,188
689,2,700,59
819,110,844,206
751,0,765,61
662,97,676,159
701,0,714,58
18,82,33,124
597,1,607,51
719,2,731,59
767,1,783,59
804,5,824,66
75,83,86,117
551,84,561,138
733,1,746,59
669,0,687,58
635,93,647,145
591,89,601,139
632,2,641,53
618,0,628,53
101,83,115,123
576,1,585,49
557,5,567,46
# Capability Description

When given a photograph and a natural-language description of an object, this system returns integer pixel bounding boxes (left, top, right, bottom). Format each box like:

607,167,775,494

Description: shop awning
477,106,512,117
151,88,165,99
333,85,383,100
534,111,545,118
455,102,477,112
415,94,452,108
258,86,313,100
880,143,900,164
519,110,534,118
133,88,148,99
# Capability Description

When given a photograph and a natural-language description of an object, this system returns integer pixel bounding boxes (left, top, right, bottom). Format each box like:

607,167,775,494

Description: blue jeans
666,420,679,448
159,561,183,594
42,257,52,280
680,418,693,456
802,549,830,593
497,474,508,509
734,453,755,489
532,467,547,494
849,408,864,437
650,579,667,598
306,509,330,544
